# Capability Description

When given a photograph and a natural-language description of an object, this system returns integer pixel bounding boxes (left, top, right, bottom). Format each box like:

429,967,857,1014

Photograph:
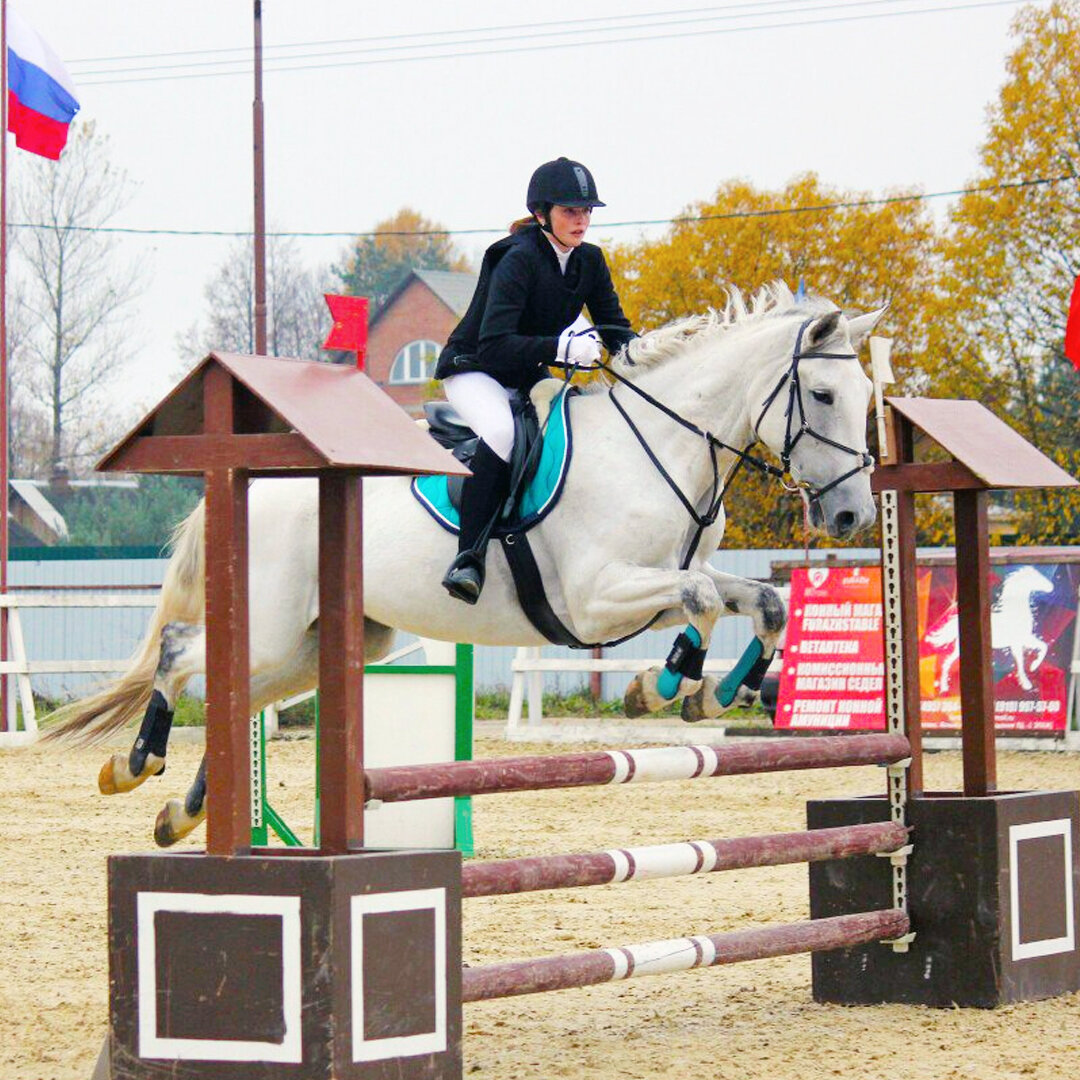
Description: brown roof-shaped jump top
886,396,1078,490
99,351,468,477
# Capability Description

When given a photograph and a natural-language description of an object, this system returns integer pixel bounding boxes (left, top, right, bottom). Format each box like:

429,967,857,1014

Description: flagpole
1,0,10,735
253,0,267,356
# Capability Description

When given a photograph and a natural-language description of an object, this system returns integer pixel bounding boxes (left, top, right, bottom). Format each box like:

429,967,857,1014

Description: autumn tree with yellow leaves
930,0,1080,542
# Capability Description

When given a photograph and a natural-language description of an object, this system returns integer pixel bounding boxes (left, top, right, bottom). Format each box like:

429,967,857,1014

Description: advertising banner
776,565,886,730
776,562,1080,732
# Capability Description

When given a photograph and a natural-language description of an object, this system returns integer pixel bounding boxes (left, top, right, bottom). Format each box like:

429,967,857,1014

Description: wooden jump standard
461,820,908,897
462,910,910,1001
365,733,911,803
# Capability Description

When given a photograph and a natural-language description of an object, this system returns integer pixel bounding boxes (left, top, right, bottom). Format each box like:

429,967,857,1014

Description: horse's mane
606,282,836,381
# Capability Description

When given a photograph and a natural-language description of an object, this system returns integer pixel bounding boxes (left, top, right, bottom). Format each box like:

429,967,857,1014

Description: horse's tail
44,501,207,746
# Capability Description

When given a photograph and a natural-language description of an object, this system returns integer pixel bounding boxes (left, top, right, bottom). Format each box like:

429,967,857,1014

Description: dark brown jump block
808,790,1080,1007
106,850,462,1079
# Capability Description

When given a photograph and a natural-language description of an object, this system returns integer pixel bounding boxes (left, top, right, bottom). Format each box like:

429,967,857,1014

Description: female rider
435,157,637,603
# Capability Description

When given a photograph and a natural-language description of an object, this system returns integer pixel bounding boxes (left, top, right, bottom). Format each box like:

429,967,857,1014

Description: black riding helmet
526,157,605,220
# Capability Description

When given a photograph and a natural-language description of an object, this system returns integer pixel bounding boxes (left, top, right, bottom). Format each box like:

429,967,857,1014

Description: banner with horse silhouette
777,562,1080,732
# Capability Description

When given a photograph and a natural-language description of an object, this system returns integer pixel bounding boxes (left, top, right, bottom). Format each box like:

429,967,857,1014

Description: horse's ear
845,305,889,351
805,311,841,350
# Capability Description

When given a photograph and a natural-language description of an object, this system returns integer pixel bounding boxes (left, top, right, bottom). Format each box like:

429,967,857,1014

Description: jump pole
461,820,908,896
462,909,910,1002
365,733,910,803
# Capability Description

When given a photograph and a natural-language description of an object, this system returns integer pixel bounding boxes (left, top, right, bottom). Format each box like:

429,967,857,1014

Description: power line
73,0,917,78
8,174,1075,241
65,1,857,66
74,0,1034,86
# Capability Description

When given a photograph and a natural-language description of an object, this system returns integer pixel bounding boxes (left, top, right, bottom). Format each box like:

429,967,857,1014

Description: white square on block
136,891,303,1063
351,888,447,1063
1010,820,1076,962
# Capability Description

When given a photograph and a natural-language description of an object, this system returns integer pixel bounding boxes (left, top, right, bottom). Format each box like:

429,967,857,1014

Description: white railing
507,646,747,734
0,592,158,746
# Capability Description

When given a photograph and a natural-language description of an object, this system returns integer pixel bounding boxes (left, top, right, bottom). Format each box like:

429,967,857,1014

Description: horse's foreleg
1012,643,1033,691
681,570,786,722
98,622,204,796
569,564,720,717
1029,637,1048,675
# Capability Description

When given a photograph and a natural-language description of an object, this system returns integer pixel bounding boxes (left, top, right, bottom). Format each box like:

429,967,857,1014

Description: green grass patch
475,688,772,723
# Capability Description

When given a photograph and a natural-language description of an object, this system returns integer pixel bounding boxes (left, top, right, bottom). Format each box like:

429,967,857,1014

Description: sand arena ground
2,731,1079,1080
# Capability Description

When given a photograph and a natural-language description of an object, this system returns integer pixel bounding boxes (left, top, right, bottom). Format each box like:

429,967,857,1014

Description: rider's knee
484,419,514,462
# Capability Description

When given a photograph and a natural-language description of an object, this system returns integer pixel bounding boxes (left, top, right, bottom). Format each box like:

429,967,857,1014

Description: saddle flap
423,402,475,452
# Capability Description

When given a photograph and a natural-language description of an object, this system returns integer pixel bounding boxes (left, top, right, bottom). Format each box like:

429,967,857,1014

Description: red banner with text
776,563,1079,732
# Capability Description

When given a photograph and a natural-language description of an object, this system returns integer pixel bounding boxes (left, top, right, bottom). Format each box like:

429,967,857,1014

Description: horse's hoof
98,753,164,795
624,674,651,717
154,799,205,847
681,692,707,723
681,675,721,723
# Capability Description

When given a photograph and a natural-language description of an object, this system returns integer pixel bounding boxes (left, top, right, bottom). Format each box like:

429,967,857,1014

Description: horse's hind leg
154,756,206,848
154,626,321,847
98,622,204,795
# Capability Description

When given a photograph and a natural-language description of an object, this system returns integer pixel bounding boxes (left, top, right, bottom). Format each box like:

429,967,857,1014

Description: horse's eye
810,389,834,405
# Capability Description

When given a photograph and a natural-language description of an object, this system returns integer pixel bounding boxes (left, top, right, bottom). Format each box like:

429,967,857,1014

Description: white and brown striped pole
366,733,911,804
462,909,910,1001
461,821,908,897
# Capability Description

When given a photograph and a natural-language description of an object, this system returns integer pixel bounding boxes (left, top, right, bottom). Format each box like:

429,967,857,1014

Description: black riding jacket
434,223,635,391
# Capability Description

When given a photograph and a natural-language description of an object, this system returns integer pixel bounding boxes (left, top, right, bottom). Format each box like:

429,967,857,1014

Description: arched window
390,340,440,384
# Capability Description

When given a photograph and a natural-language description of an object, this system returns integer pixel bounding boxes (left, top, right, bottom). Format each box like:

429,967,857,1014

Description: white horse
924,566,1054,692
48,285,883,844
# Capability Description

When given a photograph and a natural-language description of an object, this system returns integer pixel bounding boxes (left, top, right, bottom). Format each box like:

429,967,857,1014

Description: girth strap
499,531,662,650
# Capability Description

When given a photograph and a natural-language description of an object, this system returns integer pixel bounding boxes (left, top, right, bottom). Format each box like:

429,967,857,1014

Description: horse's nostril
835,510,856,535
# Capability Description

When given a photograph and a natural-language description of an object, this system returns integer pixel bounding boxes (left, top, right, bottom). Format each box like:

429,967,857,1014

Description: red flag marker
322,294,369,369
1065,274,1080,371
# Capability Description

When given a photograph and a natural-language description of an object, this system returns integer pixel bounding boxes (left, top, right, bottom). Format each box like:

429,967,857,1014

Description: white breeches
442,372,515,462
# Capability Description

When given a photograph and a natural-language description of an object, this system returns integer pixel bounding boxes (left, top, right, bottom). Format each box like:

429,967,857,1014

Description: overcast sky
12,0,1041,417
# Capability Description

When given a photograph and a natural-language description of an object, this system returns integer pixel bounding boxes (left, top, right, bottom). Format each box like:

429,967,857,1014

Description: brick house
366,269,478,417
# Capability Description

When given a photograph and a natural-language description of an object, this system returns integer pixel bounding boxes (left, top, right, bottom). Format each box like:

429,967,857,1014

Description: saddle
423,395,539,527
414,380,574,536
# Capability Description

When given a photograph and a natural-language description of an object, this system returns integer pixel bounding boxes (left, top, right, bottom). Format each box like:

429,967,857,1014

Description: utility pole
253,0,267,355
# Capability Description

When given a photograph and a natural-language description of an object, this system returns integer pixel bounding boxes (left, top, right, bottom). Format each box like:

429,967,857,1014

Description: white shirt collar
544,231,572,275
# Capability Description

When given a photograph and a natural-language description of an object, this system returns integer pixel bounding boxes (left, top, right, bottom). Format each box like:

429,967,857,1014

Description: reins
554,315,874,567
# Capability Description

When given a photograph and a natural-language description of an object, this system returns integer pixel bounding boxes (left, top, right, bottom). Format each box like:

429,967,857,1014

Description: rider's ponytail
509,214,538,234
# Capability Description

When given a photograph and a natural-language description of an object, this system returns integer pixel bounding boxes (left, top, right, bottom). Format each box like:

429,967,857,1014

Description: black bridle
555,315,874,569
752,316,875,500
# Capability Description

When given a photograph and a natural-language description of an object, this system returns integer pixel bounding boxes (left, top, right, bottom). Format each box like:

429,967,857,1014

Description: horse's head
1007,566,1054,598
749,304,884,539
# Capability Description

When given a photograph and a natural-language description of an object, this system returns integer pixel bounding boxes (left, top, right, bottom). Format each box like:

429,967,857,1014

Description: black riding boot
442,440,511,604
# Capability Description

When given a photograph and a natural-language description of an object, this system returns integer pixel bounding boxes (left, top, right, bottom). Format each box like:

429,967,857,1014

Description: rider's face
540,205,592,251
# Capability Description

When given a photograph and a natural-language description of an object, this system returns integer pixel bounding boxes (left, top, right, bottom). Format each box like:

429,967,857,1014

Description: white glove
557,326,602,367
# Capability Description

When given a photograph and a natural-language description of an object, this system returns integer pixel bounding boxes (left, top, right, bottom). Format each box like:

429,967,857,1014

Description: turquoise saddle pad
411,386,575,535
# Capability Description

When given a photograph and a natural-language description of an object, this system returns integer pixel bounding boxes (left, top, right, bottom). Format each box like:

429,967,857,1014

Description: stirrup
442,552,485,605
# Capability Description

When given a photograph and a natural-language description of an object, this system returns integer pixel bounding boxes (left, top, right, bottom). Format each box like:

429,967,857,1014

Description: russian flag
6,8,79,160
